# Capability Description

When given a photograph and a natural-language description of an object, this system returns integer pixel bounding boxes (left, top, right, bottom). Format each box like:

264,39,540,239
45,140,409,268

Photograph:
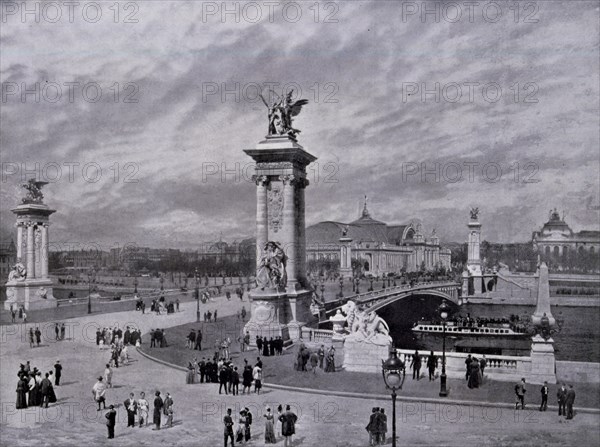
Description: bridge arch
367,289,459,314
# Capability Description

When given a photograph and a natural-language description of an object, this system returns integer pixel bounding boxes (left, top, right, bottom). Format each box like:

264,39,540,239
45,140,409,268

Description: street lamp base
439,373,448,397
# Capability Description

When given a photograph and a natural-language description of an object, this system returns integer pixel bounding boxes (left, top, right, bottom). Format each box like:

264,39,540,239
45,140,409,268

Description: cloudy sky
1,0,598,250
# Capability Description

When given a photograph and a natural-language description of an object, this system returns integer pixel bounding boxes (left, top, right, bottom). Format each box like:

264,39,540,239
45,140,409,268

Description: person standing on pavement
54,360,62,386
426,351,437,381
153,391,163,430
279,405,297,447
124,392,138,428
539,381,549,411
566,385,576,419
92,376,107,411
318,345,325,369
105,405,117,439
224,408,235,447
515,378,526,410
557,383,567,416
137,391,149,427
410,351,421,380
195,329,203,351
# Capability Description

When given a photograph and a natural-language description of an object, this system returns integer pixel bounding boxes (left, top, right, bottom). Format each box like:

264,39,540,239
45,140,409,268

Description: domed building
532,208,600,271
305,199,451,276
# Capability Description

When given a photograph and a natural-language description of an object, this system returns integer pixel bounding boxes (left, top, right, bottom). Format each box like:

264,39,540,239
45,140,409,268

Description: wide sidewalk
1,297,598,447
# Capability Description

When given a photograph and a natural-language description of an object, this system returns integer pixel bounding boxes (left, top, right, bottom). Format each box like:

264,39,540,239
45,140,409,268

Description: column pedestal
529,335,557,384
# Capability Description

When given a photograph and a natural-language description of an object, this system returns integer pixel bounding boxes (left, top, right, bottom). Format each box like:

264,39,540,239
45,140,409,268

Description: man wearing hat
54,361,62,386
92,376,107,411
105,405,117,439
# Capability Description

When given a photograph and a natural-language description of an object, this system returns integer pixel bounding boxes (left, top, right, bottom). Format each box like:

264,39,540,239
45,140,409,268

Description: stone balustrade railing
397,348,531,382
300,327,334,343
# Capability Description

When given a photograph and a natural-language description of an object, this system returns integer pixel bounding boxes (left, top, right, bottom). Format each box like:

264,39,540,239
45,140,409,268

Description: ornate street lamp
393,274,397,287
133,275,138,294
195,268,200,323
382,275,386,289
355,277,360,294
160,275,164,291
382,346,406,447
438,300,449,397
338,276,344,298
87,267,96,314
369,277,374,292
320,283,325,301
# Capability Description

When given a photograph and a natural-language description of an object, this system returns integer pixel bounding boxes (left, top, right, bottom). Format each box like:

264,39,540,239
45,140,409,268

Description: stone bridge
324,281,462,316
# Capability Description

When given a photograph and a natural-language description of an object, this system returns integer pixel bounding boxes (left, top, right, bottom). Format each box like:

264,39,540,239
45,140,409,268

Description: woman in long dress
153,391,163,430
325,347,336,372
468,358,482,388
16,374,28,409
264,408,276,443
236,410,247,444
47,372,57,403
137,392,149,427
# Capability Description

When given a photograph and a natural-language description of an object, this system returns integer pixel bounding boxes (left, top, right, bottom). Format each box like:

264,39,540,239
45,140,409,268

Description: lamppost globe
381,346,405,447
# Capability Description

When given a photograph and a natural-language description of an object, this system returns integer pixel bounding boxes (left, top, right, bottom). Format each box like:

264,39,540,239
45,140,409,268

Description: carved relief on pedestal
253,301,276,323
268,186,284,232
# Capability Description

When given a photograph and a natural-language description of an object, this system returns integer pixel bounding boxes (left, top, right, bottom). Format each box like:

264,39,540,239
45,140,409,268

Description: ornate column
281,174,297,287
34,225,42,279
41,223,49,279
26,222,35,278
255,175,269,269
16,222,23,260
297,178,308,285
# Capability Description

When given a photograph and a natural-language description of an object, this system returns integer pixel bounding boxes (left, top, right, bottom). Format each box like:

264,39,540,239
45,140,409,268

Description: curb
136,347,599,415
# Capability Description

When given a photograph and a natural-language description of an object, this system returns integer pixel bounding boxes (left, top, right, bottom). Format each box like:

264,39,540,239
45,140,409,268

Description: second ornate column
26,223,35,278
255,175,269,270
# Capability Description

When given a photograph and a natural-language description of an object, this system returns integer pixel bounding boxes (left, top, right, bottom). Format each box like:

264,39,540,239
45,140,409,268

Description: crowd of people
223,403,298,447
295,343,336,373
256,335,284,357
96,326,142,349
15,359,62,410
149,329,168,347
185,355,265,395
365,407,388,446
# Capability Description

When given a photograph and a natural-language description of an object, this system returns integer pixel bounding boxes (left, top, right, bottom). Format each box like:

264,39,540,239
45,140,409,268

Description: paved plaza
1,296,598,447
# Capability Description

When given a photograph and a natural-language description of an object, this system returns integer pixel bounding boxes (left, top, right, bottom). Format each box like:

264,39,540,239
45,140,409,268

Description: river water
378,296,600,362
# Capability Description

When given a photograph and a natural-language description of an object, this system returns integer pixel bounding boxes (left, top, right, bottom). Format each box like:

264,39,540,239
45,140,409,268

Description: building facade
532,209,600,272
306,202,451,276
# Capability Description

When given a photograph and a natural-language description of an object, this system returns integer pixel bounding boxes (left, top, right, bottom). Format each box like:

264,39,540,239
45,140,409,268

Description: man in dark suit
565,385,576,419
557,383,567,416
54,360,62,386
150,329,156,348
515,378,526,410
124,392,138,427
411,351,421,380
365,407,379,446
199,358,207,383
223,408,234,447
539,381,549,411
195,329,203,351
40,373,52,408
188,330,196,349
105,405,117,439
219,366,229,394
378,408,387,445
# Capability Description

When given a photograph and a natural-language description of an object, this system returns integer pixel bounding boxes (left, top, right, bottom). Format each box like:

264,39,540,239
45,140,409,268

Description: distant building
0,240,17,281
306,201,451,276
532,209,600,272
